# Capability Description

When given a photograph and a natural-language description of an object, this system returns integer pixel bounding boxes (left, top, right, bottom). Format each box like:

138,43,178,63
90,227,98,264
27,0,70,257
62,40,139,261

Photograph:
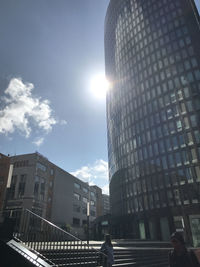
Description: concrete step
38,241,171,267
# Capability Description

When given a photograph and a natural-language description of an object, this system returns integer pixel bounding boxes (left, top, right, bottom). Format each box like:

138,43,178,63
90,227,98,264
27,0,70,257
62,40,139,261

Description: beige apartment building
1,152,107,239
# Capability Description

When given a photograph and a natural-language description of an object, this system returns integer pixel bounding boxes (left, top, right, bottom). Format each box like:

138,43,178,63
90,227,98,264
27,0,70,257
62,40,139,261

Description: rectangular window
73,217,80,226
74,183,81,190
160,191,167,207
83,187,88,193
36,162,47,172
167,190,174,206
177,90,183,100
90,200,95,206
162,156,168,169
83,197,88,204
149,194,154,209
90,191,95,198
183,117,190,129
18,174,26,198
179,134,186,147
10,175,17,198
82,207,87,214
34,176,39,197
40,178,45,201
73,204,80,212
194,130,200,143
174,189,181,205
185,167,193,182
176,120,182,131
191,148,197,163
190,114,197,127
182,150,189,165
90,210,96,217
154,192,160,208
74,192,80,201
195,166,200,182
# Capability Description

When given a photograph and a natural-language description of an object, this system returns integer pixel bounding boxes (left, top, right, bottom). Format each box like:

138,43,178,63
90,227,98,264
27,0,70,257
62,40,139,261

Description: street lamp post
87,200,90,245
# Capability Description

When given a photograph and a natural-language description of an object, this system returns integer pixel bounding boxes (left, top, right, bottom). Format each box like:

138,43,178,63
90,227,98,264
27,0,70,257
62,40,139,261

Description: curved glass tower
105,0,200,244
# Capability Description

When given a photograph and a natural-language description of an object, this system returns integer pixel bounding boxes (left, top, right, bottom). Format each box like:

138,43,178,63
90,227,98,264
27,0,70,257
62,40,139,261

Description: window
177,90,183,100
160,191,167,207
83,197,88,204
185,167,193,182
74,192,80,201
90,200,95,206
170,93,176,102
195,166,200,182
182,187,189,204
168,154,175,168
34,176,39,197
90,191,95,198
167,108,173,119
190,114,197,127
174,189,181,205
83,187,88,193
10,175,17,198
182,150,189,165
154,192,160,208
73,218,80,226
179,134,186,147
36,162,46,172
194,130,200,143
186,100,194,112
180,103,186,113
162,156,168,169
18,174,26,198
183,117,190,129
82,207,87,214
74,183,81,190
178,169,185,184
149,194,154,209
90,210,96,217
176,120,182,131
167,190,174,206
73,204,80,212
40,178,45,200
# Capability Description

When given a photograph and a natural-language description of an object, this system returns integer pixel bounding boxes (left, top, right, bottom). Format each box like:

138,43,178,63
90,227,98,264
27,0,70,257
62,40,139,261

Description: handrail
24,209,107,257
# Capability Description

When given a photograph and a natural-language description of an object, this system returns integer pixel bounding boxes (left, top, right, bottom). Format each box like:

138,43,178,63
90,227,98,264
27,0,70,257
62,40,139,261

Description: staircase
38,240,171,267
0,209,104,267
0,209,172,267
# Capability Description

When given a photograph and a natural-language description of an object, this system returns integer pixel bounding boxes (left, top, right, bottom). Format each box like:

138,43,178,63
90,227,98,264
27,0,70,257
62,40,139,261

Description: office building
102,194,110,215
105,0,200,246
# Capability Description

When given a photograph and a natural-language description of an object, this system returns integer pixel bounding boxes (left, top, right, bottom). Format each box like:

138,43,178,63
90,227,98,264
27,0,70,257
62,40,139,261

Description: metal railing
2,208,106,266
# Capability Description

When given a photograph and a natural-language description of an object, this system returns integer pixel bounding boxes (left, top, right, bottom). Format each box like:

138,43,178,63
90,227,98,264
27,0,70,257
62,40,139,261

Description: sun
89,74,110,99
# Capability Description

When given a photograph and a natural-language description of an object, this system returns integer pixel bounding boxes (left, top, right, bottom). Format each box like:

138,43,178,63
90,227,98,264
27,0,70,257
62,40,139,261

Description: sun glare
90,74,110,99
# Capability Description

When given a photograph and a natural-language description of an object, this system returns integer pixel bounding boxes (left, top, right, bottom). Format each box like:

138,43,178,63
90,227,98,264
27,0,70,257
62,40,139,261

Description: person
100,234,114,267
169,231,200,267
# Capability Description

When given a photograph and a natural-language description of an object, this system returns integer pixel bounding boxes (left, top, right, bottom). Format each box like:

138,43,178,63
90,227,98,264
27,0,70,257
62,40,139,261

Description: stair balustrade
2,208,105,266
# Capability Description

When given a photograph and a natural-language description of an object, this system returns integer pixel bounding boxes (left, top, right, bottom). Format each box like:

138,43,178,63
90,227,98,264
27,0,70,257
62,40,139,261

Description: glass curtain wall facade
105,0,200,245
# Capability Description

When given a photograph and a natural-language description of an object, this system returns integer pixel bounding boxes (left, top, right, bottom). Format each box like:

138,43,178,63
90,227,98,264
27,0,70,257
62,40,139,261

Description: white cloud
71,159,109,194
60,119,67,125
102,184,109,195
33,137,44,147
0,78,57,137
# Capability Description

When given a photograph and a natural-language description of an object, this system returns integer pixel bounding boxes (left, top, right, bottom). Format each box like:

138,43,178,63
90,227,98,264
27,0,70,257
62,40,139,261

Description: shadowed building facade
1,152,102,239
105,0,200,246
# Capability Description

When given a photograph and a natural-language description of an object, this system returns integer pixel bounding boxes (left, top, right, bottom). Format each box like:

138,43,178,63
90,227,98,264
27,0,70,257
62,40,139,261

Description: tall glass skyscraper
105,0,200,245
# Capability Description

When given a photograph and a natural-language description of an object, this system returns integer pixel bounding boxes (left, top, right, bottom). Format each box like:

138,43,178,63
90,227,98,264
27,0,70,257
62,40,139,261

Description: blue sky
0,0,199,194
0,0,110,193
